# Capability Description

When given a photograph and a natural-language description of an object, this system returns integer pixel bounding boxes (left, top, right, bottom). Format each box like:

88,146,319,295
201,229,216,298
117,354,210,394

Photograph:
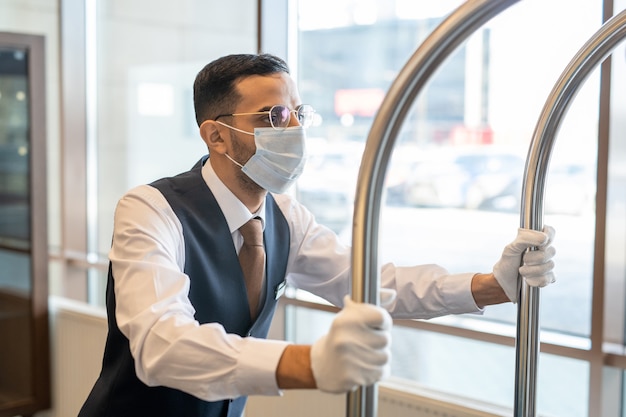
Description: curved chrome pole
347,1,521,416
516,9,626,417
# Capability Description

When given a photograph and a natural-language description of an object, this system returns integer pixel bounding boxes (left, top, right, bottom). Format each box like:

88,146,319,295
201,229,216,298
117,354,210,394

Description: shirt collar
201,157,266,233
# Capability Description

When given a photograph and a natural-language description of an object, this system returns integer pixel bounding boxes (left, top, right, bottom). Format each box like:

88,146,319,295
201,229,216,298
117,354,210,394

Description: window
0,31,49,416
261,1,621,415
79,0,259,302
21,0,624,415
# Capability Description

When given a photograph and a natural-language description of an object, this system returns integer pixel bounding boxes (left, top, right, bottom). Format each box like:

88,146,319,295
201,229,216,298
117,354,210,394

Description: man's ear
199,120,227,154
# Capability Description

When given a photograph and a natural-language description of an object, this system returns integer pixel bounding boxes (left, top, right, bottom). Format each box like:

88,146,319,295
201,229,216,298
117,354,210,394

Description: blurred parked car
385,144,422,206
296,139,422,231
402,146,526,211
544,162,596,215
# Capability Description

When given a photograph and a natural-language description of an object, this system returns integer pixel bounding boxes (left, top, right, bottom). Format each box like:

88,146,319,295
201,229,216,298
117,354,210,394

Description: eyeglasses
215,104,315,130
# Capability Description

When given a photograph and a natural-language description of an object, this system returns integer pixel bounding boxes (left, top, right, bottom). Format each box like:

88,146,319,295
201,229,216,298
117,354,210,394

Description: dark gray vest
79,157,290,417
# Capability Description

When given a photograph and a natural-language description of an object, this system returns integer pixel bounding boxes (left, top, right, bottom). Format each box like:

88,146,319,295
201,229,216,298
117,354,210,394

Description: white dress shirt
109,159,481,402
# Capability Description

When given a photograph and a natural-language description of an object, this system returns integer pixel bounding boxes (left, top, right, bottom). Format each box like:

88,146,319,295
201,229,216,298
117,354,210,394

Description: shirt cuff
234,338,291,396
441,272,484,315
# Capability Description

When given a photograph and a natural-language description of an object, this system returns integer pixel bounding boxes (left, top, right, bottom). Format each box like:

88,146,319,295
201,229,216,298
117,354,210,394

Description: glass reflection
294,0,600,339
0,47,30,244
292,1,601,415
0,46,33,406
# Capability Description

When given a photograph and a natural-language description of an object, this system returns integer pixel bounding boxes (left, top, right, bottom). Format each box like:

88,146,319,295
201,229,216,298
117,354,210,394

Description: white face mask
218,122,307,194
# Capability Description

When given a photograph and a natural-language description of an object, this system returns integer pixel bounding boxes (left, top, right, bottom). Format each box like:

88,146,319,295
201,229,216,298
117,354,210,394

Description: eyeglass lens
269,105,291,129
297,105,314,127
269,105,314,129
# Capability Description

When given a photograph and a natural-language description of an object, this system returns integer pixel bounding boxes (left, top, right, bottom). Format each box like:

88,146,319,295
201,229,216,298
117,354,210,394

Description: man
78,53,555,417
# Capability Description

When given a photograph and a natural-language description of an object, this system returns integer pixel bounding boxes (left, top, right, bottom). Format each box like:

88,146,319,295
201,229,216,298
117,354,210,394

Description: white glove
493,226,556,303
310,295,392,393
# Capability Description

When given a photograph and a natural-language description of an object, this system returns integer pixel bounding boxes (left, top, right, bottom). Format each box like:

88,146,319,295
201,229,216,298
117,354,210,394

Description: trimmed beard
229,129,265,193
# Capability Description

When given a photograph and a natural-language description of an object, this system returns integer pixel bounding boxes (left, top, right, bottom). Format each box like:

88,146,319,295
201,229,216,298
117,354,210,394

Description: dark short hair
193,53,290,126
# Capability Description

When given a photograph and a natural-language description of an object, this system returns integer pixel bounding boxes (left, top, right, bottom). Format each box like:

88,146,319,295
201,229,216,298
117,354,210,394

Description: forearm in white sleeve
380,263,482,319
273,194,481,318
111,185,290,401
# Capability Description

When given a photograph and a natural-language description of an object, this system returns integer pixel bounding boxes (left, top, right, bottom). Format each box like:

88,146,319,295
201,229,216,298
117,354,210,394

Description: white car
402,146,526,211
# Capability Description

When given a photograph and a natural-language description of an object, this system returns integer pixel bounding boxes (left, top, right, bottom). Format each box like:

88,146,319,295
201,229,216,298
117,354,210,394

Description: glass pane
93,1,257,302
295,0,600,335
0,46,33,405
0,250,32,403
288,306,589,415
95,1,257,257
606,1,626,349
611,9,626,417
600,367,622,417
293,0,602,414
287,305,330,344
0,249,31,293
0,47,30,245
390,328,589,416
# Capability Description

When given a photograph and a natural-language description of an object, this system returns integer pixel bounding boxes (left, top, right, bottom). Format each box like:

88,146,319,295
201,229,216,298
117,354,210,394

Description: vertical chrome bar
347,1,521,416
516,9,626,416
515,285,541,416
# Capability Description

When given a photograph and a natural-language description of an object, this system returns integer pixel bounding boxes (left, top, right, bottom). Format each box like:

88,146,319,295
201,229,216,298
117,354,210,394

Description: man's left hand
493,226,556,303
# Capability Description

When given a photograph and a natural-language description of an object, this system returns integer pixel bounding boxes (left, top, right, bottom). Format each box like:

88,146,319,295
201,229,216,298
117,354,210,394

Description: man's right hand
310,295,392,393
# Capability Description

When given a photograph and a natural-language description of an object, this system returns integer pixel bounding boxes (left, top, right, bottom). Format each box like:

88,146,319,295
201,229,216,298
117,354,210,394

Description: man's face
225,72,303,189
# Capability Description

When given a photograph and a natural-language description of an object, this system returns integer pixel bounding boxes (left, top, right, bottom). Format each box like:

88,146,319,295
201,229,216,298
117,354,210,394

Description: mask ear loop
219,122,307,182
216,120,255,169
224,152,245,169
216,120,255,136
